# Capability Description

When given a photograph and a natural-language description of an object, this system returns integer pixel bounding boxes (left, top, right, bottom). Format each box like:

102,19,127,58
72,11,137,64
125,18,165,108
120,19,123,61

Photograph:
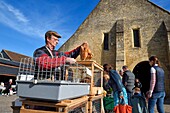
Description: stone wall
58,0,170,95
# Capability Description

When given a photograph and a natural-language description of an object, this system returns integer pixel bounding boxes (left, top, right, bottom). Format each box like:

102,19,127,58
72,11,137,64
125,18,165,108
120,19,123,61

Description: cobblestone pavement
0,94,170,113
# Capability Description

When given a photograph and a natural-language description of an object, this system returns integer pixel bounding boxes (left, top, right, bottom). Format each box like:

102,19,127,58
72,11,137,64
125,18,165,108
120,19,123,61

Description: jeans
148,91,165,113
127,92,133,106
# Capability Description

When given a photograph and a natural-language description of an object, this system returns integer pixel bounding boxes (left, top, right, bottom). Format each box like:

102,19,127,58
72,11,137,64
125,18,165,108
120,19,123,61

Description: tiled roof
1,49,31,62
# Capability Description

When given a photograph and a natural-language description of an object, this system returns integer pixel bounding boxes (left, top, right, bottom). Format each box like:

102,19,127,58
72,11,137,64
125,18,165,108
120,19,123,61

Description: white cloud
0,0,74,42
0,0,81,43
3,2,29,23
0,1,49,38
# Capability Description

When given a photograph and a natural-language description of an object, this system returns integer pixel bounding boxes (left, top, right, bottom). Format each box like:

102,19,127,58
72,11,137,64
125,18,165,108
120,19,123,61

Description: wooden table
20,96,89,113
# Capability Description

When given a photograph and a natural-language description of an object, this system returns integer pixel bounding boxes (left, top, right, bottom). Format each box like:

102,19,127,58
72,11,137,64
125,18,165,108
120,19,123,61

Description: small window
133,29,140,47
104,33,109,50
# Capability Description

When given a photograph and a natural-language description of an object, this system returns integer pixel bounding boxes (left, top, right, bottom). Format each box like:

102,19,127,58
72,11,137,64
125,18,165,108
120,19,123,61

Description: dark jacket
33,46,81,79
153,66,165,92
134,81,142,89
122,70,135,93
131,94,148,113
108,70,124,93
3,82,12,94
33,46,81,68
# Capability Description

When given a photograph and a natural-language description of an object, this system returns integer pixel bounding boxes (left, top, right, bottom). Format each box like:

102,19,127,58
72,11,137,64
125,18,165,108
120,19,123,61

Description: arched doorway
133,61,151,96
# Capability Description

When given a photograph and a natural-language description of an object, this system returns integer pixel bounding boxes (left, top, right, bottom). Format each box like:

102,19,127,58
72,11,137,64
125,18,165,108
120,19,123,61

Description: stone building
58,0,170,96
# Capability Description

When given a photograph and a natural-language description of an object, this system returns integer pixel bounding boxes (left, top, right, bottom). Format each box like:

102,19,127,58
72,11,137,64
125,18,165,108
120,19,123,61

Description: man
122,65,135,105
146,56,165,113
118,69,123,79
33,30,88,80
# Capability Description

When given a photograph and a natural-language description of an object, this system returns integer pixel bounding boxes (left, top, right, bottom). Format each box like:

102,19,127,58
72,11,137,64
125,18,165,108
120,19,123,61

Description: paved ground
0,94,170,113
0,95,18,113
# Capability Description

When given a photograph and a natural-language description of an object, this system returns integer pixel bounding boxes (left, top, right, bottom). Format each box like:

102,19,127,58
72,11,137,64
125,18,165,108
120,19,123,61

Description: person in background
132,78,142,96
103,64,112,95
103,64,128,108
102,64,113,113
122,65,135,105
33,30,88,80
0,82,5,95
131,84,148,113
134,78,142,90
118,69,124,79
3,79,13,95
133,87,141,96
146,56,165,113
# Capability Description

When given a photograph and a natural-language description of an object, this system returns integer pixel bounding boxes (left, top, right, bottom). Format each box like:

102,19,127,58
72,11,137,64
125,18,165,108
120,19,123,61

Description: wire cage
67,103,87,113
17,57,90,82
92,99,102,113
77,61,104,95
16,57,91,101
90,95,105,113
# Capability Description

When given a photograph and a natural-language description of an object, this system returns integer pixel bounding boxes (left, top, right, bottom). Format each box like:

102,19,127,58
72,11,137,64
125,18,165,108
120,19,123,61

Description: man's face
47,35,59,48
149,60,153,66
122,68,126,72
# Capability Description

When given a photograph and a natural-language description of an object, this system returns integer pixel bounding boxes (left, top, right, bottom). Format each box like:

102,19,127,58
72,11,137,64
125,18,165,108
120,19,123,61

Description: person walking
146,56,165,113
122,65,135,105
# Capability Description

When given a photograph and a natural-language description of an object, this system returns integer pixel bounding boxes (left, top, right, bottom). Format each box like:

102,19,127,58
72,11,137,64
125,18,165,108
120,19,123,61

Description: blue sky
0,0,169,57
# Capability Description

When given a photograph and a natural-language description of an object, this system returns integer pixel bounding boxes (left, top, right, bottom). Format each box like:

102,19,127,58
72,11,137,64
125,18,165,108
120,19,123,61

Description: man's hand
119,91,123,98
119,95,124,99
66,57,76,64
146,90,152,99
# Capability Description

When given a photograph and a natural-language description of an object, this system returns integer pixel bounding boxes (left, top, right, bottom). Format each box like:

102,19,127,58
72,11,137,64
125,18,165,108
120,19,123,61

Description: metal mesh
68,104,87,113
17,57,90,83
92,98,102,113
93,70,102,87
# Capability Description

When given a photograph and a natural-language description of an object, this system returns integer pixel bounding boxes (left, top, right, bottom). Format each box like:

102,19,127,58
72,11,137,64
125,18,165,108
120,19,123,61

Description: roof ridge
2,49,30,57
1,49,32,62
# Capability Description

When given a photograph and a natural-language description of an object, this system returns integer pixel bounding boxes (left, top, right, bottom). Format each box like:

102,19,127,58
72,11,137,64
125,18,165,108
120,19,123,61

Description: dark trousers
127,92,133,105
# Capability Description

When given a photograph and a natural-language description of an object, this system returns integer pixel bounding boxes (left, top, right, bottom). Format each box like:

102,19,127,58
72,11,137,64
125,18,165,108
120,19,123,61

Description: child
131,79,148,113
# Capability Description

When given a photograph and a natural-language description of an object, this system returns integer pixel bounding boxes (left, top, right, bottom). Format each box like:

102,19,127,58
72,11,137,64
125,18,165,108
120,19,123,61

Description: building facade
58,0,170,95
0,50,30,84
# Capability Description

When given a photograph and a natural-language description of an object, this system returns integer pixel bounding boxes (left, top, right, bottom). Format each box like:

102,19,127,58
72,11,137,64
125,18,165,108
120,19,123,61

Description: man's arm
63,42,89,59
63,46,81,58
122,73,128,86
147,67,156,98
34,49,66,69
